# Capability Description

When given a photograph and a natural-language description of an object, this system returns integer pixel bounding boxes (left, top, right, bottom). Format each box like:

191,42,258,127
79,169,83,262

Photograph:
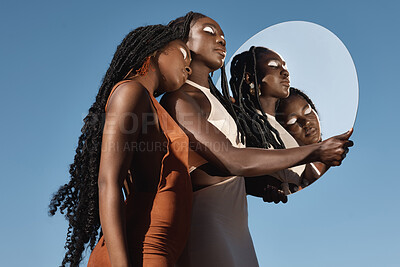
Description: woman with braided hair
230,47,344,194
163,12,353,266
275,87,329,187
49,24,192,267
276,87,322,146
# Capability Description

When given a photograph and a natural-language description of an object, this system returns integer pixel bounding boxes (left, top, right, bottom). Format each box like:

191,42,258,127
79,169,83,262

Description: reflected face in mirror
186,16,226,71
222,22,359,139
256,49,290,99
276,91,321,145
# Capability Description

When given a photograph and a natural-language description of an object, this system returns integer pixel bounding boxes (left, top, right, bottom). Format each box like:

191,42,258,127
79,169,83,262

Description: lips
281,78,290,87
215,48,226,58
304,127,317,137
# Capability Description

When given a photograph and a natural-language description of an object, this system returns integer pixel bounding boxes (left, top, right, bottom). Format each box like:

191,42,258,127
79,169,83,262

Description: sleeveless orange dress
87,80,192,267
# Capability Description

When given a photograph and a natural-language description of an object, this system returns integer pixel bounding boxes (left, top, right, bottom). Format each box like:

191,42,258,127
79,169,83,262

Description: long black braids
168,12,246,141
229,46,286,149
49,24,181,267
276,87,318,114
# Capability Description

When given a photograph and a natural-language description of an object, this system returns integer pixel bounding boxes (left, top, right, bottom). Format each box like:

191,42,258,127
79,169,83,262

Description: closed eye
203,26,215,35
179,47,187,60
304,105,312,115
267,60,279,68
287,118,297,125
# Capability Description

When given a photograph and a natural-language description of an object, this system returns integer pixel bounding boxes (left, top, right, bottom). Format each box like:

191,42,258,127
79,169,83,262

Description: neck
259,95,278,116
188,60,213,88
130,63,160,95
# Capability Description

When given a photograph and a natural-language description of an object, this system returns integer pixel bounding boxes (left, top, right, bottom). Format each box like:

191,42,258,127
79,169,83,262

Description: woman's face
256,51,290,99
157,40,192,92
276,94,321,145
186,17,226,71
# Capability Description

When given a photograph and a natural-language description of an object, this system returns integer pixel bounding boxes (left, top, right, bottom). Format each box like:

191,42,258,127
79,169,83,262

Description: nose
299,117,310,128
217,35,226,47
281,68,289,78
185,66,192,76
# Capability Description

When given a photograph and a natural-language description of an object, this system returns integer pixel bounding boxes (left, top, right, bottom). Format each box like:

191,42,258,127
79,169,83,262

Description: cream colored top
177,80,259,267
186,79,244,173
263,112,306,195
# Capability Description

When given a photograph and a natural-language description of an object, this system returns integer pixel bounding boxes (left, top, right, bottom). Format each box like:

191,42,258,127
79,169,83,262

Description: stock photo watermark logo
83,111,241,153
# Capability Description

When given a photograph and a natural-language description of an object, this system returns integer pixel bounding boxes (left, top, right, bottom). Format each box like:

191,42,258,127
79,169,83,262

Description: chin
208,60,224,71
282,88,290,98
172,83,185,92
304,135,321,145
163,82,182,93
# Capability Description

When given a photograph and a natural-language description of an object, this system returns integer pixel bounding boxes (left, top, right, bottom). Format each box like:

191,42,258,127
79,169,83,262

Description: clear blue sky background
1,0,398,266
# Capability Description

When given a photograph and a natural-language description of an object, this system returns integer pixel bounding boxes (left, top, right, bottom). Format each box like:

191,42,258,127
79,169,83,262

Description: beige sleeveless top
186,80,244,172
263,112,306,195
176,80,259,267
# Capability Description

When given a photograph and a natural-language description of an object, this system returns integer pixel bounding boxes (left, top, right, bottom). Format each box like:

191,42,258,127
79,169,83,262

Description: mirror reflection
221,21,359,140
218,21,358,194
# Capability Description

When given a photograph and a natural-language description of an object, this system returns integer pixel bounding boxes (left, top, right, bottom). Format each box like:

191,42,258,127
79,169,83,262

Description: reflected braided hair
49,24,181,267
229,46,285,149
168,12,245,139
276,87,317,114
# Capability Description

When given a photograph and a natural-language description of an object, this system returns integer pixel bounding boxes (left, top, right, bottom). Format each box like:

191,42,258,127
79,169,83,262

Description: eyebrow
267,59,279,64
286,104,308,118
302,104,311,111
203,23,216,29
176,42,189,51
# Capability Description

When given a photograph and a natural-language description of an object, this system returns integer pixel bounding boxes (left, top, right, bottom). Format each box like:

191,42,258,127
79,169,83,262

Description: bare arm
161,90,353,177
246,132,353,197
299,162,329,187
301,132,353,188
98,82,148,267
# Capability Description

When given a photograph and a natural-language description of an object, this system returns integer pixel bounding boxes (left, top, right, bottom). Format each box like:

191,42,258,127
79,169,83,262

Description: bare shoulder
161,85,190,116
106,80,151,114
161,84,210,118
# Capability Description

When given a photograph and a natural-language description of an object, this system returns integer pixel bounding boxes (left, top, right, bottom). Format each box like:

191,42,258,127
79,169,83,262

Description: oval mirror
220,21,359,140
217,21,359,194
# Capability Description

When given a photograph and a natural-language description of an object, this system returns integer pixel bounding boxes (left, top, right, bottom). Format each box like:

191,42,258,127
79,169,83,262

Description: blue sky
1,0,399,266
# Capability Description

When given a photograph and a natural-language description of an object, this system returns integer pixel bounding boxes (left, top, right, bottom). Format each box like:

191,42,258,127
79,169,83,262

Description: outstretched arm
246,129,353,198
98,82,148,267
162,90,353,178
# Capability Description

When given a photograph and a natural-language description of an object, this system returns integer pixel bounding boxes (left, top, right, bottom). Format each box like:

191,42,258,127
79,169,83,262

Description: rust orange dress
87,80,192,267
